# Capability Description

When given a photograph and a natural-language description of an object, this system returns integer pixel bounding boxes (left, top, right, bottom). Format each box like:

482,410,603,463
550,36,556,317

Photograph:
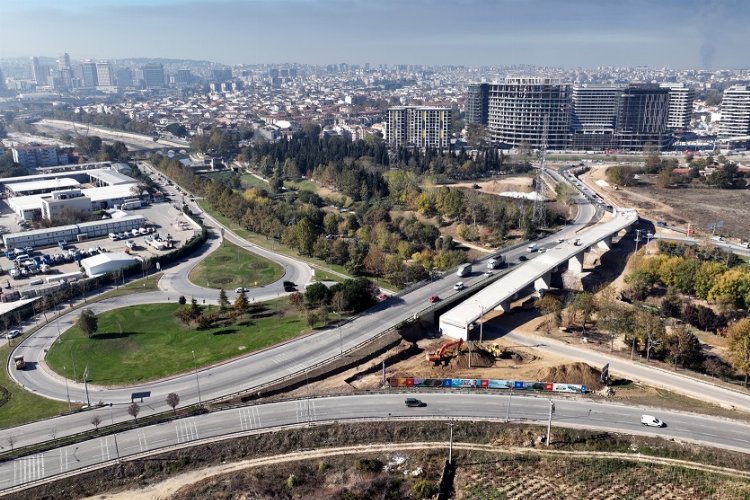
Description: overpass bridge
438,209,639,340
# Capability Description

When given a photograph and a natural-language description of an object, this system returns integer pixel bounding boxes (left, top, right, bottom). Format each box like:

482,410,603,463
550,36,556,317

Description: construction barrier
388,377,586,394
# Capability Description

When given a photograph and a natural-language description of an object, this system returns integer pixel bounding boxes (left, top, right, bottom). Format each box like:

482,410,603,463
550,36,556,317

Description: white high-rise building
719,85,750,138
95,61,114,87
387,106,451,150
660,83,695,131
570,85,622,150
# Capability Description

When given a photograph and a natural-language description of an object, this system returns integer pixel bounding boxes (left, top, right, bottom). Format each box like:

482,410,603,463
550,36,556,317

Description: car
5,329,21,339
428,295,441,303
405,398,425,408
235,287,250,293
640,414,664,427
556,238,565,244
518,255,528,261
377,293,389,301
453,282,465,291
483,271,493,277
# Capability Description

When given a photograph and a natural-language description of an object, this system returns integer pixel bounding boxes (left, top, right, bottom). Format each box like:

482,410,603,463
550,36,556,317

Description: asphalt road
3,393,750,494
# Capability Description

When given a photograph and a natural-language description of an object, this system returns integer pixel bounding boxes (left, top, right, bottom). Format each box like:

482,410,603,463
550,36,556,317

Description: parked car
428,295,441,303
5,330,21,339
377,293,389,302
405,398,425,408
640,414,664,427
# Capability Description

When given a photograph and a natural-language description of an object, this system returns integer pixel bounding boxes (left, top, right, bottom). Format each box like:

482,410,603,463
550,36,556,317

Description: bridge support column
568,252,585,273
597,235,612,251
494,300,511,313
534,272,551,292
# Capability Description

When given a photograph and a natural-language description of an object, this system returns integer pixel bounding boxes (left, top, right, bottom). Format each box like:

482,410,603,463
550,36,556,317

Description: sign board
131,391,151,402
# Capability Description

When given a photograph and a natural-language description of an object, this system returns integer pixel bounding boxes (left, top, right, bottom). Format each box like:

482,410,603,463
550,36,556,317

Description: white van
640,414,664,427
109,233,118,241
527,243,537,252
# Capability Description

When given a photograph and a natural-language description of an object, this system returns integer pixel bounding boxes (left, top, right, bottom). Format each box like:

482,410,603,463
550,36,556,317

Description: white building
81,252,138,277
660,83,695,131
720,85,750,139
387,106,451,150
95,61,114,87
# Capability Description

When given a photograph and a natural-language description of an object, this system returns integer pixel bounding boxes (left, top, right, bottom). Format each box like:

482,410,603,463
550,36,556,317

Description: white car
453,282,465,291
640,414,664,427
5,329,21,339
235,287,250,293
483,271,493,278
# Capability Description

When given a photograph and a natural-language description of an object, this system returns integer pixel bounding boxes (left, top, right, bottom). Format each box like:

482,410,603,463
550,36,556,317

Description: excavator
426,338,464,366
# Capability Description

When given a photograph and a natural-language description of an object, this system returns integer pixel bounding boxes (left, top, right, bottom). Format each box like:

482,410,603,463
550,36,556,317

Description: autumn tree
726,318,750,387
78,309,98,338
166,393,180,414
233,289,249,315
128,402,140,422
536,295,562,334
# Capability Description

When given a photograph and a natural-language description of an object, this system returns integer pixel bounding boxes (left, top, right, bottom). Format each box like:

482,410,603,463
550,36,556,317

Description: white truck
487,256,505,269
456,263,472,277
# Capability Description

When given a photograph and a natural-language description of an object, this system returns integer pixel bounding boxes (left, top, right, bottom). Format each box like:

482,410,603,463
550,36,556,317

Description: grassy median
188,239,283,290
46,298,307,385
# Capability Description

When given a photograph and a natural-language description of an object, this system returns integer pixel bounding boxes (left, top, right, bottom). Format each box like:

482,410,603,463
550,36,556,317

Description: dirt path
89,441,750,499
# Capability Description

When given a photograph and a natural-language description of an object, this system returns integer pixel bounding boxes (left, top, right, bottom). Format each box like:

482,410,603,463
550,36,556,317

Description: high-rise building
660,83,695,131
465,83,489,125
387,106,451,150
719,85,750,139
174,69,194,86
486,78,571,150
570,85,622,150
614,85,671,151
30,57,48,85
211,68,232,83
95,61,114,87
0,68,6,92
57,53,72,88
80,60,98,88
114,67,132,87
141,63,165,88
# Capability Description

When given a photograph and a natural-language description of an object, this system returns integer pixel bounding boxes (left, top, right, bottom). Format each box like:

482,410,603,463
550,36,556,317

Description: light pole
478,304,484,344
192,350,202,406
63,365,71,411
546,399,555,447
447,421,454,464
109,404,120,459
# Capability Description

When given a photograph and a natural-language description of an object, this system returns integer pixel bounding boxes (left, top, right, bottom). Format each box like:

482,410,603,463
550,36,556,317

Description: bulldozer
484,343,504,358
426,338,464,366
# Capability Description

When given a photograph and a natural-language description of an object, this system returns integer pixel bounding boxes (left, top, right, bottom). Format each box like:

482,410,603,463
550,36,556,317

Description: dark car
283,280,296,292
519,255,528,261
405,398,425,408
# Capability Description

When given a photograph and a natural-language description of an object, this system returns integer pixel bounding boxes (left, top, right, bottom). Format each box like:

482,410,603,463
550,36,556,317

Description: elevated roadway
439,208,638,339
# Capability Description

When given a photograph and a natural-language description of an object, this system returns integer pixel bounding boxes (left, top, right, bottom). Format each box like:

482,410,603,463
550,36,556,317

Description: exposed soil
536,362,605,392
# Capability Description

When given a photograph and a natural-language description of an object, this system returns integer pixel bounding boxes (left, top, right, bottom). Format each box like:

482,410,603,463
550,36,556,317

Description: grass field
45,299,307,385
0,342,71,430
240,174,270,190
188,239,283,289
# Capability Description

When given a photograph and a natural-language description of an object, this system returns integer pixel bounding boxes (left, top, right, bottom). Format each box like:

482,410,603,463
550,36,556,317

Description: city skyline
0,0,748,69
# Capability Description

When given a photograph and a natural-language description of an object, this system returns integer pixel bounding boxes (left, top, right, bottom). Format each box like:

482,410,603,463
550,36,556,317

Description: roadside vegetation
46,297,307,385
188,239,283,289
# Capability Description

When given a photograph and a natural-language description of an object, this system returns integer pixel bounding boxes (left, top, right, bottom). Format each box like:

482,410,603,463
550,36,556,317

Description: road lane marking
137,430,148,452
100,437,110,462
239,407,261,431
175,417,200,443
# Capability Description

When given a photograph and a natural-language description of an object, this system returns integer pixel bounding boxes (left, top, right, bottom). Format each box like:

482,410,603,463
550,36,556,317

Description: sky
0,0,748,69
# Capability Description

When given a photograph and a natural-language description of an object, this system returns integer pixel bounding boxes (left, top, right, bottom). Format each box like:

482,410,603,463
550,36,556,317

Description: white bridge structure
439,209,639,340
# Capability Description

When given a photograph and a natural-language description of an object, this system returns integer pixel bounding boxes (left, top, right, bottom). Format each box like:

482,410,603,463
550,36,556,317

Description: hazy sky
0,0,748,68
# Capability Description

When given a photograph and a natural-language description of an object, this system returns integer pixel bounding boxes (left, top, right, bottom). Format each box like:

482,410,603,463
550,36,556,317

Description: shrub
354,458,384,473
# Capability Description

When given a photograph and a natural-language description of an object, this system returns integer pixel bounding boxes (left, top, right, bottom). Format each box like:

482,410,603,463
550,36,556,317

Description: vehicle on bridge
456,263,472,277
425,338,464,365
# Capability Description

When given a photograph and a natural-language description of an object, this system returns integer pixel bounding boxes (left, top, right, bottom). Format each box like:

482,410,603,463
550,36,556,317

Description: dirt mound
535,362,604,391
454,349,495,369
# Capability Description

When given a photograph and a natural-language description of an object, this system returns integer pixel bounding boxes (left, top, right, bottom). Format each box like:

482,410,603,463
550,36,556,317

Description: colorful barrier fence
388,377,586,394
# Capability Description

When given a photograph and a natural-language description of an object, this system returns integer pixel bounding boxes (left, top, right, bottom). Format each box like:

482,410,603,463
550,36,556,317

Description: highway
2,393,750,494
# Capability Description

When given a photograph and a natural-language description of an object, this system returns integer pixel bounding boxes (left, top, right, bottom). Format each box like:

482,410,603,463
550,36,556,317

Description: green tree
555,183,575,206
536,295,562,334
78,308,98,338
665,324,704,370
708,268,750,309
293,218,317,256
218,288,229,311
571,292,596,334
304,282,331,308
726,318,750,387
233,290,249,315
694,261,728,300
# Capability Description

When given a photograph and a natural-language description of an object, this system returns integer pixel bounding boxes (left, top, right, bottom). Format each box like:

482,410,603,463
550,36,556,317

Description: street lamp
192,350,202,406
63,365,71,411
546,399,555,447
478,304,485,344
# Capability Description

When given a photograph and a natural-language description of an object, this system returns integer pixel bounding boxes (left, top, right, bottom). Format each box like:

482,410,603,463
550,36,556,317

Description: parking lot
0,201,199,293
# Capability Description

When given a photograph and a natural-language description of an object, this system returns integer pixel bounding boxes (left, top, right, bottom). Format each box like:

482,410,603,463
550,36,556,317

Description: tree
78,309,98,338
218,288,229,311
331,290,348,314
694,261,728,300
166,393,180,414
189,297,202,319
726,318,750,387
233,290,249,315
665,324,704,370
304,282,331,308
555,183,575,206
288,291,305,311
90,415,101,431
570,292,596,334
536,295,562,334
128,402,140,422
178,295,187,305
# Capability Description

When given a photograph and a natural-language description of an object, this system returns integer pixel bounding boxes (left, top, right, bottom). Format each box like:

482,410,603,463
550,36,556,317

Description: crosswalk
13,453,45,485
295,399,315,424
239,406,261,431
174,417,199,444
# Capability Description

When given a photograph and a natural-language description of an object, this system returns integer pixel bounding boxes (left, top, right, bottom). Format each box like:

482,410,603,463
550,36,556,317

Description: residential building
116,67,133,87
141,63,165,88
465,83,489,125
486,77,571,149
613,85,671,151
387,106,451,149
719,85,750,140
80,60,98,88
57,53,72,88
570,85,621,150
660,83,694,131
11,145,63,169
95,61,114,87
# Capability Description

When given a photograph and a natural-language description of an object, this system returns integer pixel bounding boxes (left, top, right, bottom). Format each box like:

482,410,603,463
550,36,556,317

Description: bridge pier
494,300,511,313
568,251,585,273
534,272,551,292
597,235,612,251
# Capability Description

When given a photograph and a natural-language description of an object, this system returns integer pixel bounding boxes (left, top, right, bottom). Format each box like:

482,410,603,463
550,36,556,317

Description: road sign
82,363,89,382
600,363,610,383
131,391,151,402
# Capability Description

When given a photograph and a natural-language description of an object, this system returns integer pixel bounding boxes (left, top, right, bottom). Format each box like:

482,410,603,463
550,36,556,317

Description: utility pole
479,305,484,344
546,400,555,447
83,363,91,407
192,350,202,406
505,387,513,422
63,366,71,411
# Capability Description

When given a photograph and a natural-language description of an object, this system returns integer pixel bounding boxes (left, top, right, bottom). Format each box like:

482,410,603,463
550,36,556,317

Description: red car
429,295,441,303
377,293,389,302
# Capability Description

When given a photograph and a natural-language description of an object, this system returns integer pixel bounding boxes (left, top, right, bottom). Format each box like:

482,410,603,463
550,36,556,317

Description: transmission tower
532,114,549,228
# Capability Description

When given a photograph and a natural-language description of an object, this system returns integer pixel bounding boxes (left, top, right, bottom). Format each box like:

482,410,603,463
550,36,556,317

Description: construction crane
532,114,548,228
426,338,464,366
